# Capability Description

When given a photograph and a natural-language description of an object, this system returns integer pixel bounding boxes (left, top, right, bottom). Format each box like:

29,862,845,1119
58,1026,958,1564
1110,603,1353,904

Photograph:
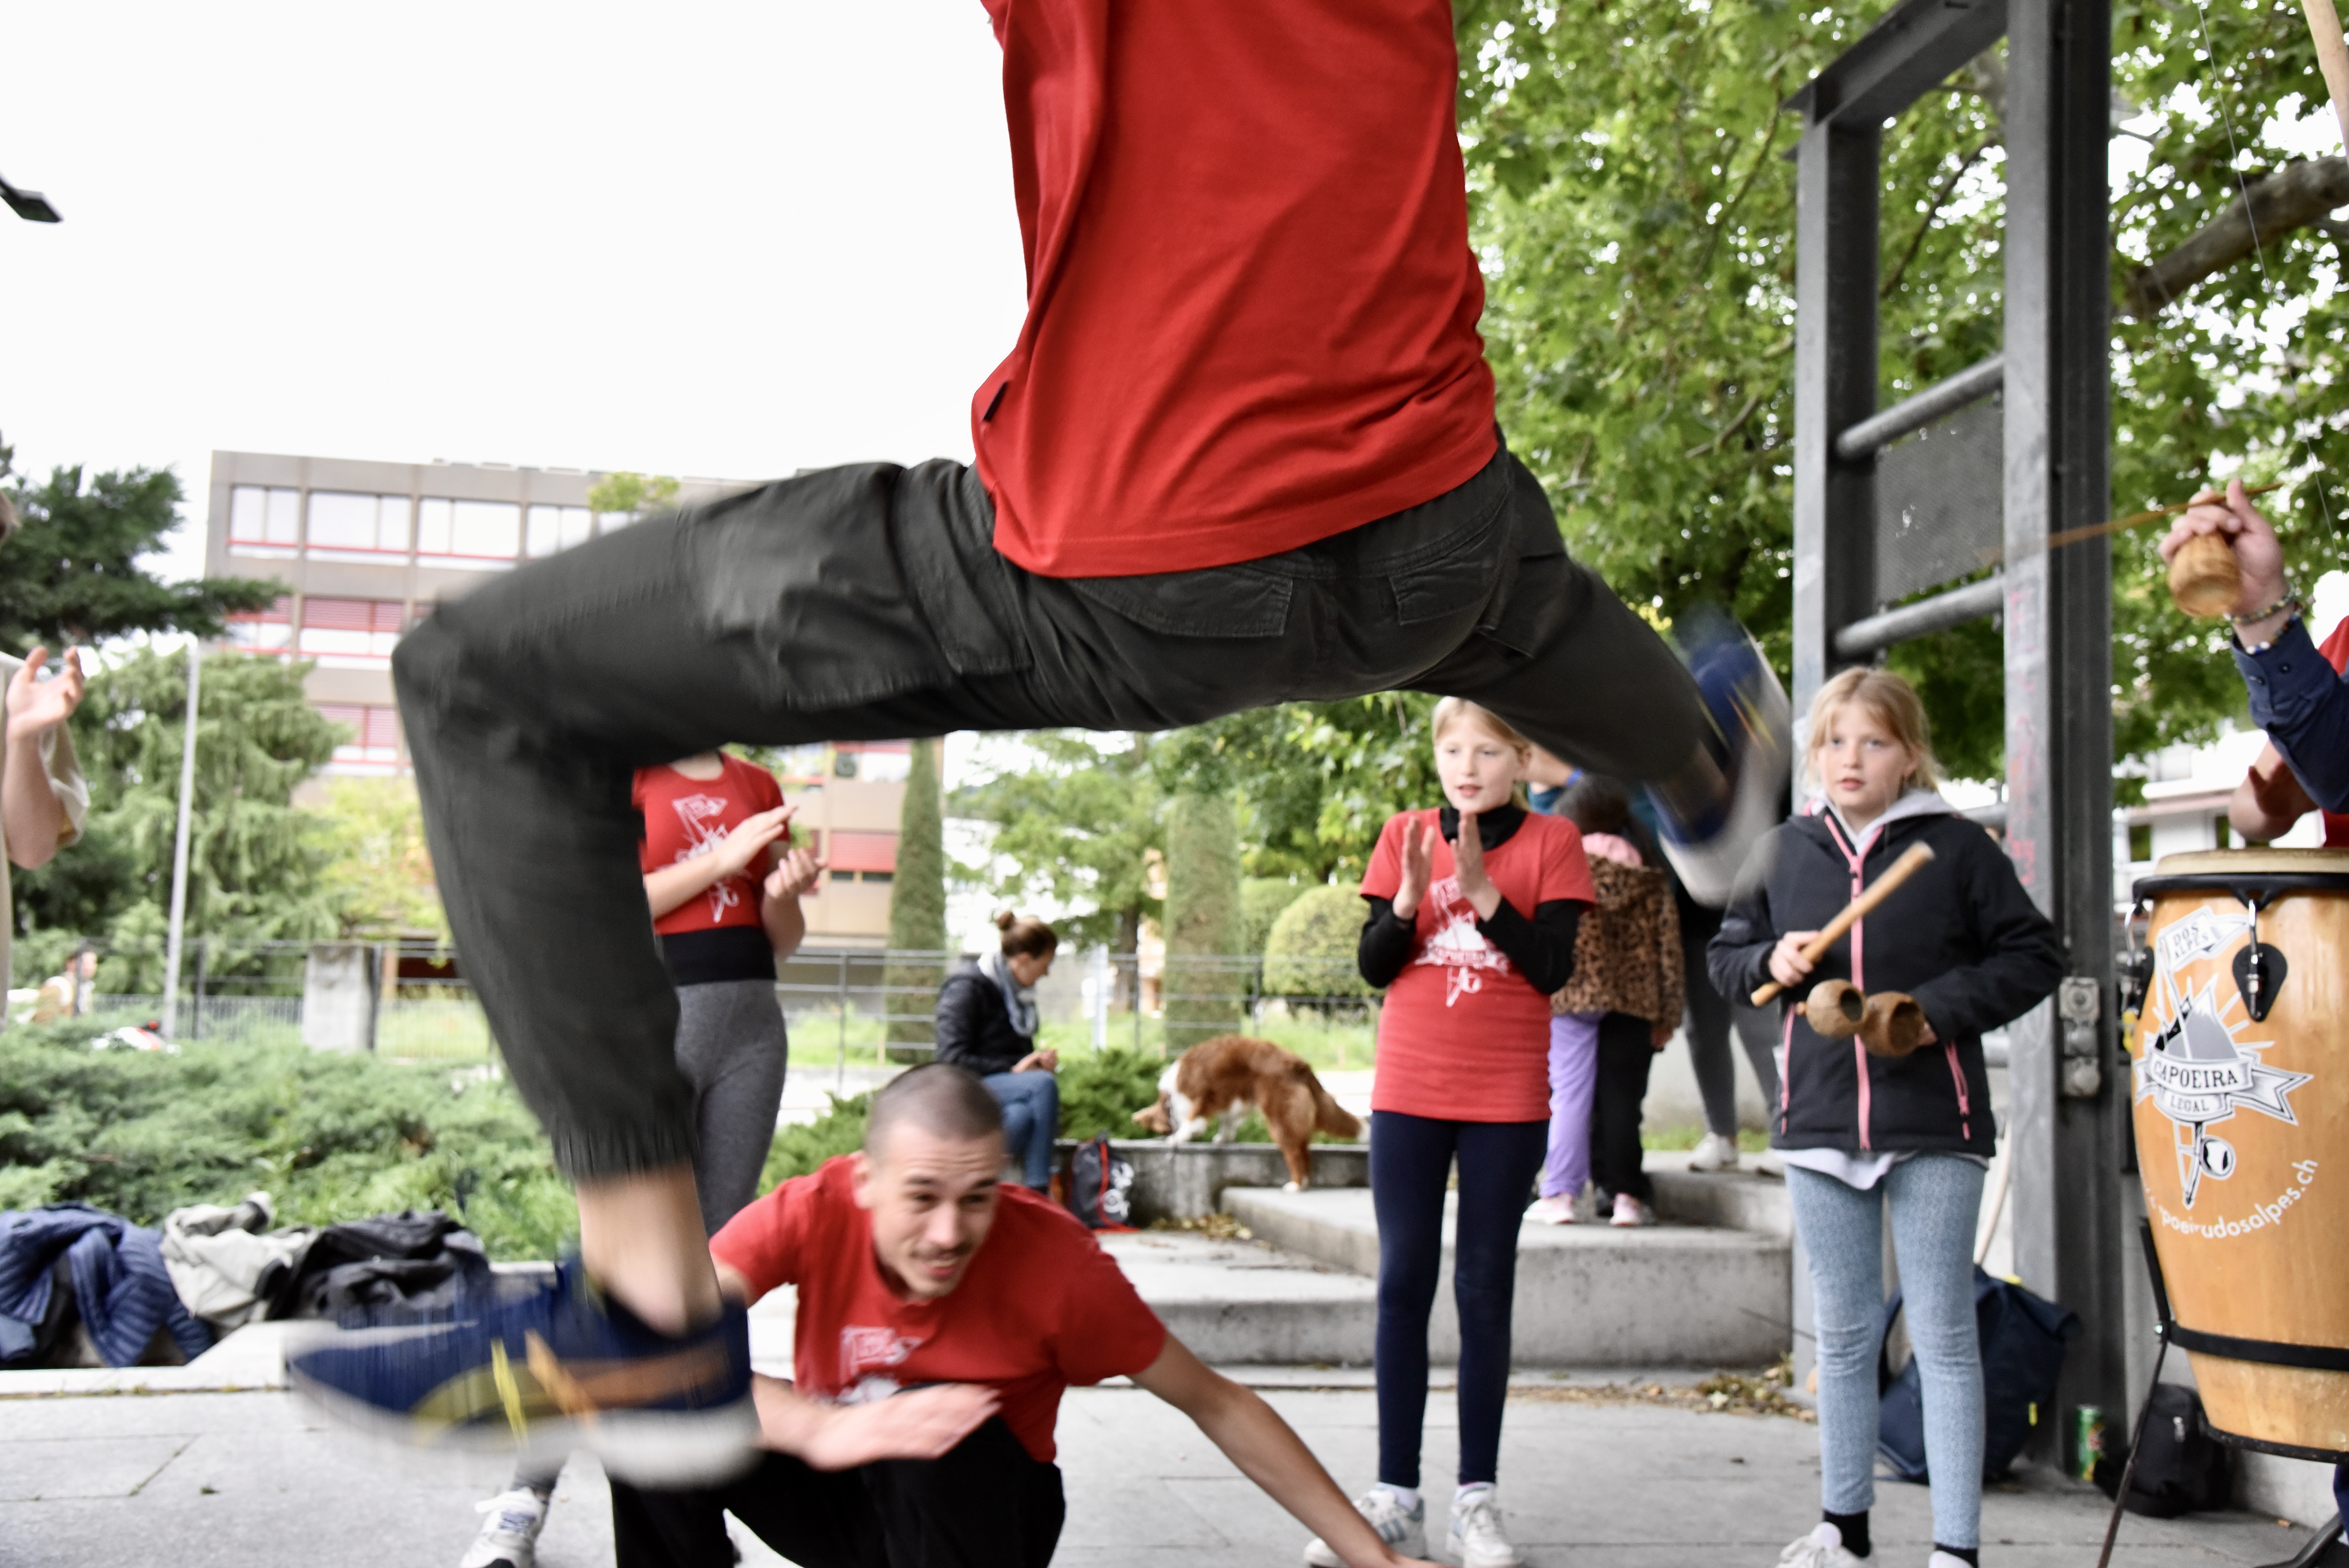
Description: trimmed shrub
1057,1047,1165,1140
1242,878,1309,956
1263,884,1376,1002
884,737,948,1050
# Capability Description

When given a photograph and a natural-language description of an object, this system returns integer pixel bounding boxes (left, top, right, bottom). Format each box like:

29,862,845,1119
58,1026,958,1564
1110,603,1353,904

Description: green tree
952,732,1163,953
1242,878,1309,956
884,736,948,1048
308,776,449,941
1264,885,1376,1007
1454,0,2349,779
1162,791,1244,1047
585,471,681,519
0,445,279,649
14,649,342,987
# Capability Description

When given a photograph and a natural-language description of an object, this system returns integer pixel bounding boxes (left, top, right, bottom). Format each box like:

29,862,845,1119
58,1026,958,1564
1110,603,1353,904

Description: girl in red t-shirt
1303,700,1590,1568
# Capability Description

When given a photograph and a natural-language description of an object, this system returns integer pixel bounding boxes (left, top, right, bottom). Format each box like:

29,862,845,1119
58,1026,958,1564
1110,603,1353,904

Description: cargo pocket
1390,509,1506,627
1067,563,1294,638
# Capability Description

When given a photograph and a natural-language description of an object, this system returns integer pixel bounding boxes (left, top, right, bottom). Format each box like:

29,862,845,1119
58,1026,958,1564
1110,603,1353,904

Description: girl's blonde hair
1804,668,1942,791
1430,697,1533,754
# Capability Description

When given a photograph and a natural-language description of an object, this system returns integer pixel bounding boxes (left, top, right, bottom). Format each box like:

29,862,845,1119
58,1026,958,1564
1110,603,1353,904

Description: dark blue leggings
1371,1110,1547,1489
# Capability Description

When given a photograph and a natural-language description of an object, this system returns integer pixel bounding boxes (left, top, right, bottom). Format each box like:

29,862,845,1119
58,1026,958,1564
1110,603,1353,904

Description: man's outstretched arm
1130,1333,1432,1568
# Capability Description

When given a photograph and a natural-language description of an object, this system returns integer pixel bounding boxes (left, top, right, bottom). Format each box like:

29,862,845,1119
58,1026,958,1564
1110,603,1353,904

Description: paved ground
0,1382,2322,1568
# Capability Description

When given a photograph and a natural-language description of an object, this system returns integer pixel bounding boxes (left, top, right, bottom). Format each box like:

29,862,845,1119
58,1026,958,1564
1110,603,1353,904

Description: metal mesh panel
1872,394,2004,604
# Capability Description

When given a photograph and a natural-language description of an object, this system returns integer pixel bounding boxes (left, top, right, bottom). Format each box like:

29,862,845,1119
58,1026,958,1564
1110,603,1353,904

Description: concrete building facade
203,450,907,946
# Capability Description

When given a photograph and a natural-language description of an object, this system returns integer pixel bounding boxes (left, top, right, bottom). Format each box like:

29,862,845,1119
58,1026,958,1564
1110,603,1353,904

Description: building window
298,598,406,664
307,492,412,560
827,831,898,876
228,486,302,556
832,741,913,783
860,871,894,884
226,595,294,654
525,505,593,558
416,498,521,567
318,703,403,769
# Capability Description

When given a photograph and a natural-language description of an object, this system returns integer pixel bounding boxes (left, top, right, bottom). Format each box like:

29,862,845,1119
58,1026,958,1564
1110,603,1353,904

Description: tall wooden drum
2130,849,2349,1459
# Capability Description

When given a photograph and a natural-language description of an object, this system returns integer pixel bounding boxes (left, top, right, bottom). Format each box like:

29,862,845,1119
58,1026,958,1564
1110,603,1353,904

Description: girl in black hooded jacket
1709,669,2059,1568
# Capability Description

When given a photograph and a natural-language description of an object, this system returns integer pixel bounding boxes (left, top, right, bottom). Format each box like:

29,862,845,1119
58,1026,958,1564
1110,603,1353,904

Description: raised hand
2160,478,2287,623
6,648,84,748
1452,808,1500,919
711,804,793,878
1393,817,1436,919
765,843,824,900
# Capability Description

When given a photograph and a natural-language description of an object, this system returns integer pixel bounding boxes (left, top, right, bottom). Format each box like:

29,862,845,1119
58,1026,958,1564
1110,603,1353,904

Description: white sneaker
1525,1196,1577,1225
1304,1487,1425,1567
1776,1522,1863,1568
1688,1131,1741,1172
1755,1147,1785,1178
1609,1193,1656,1227
462,1489,549,1568
1448,1486,1524,1568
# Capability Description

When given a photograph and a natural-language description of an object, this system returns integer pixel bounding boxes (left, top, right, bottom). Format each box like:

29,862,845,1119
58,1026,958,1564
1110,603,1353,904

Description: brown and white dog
1131,1034,1362,1190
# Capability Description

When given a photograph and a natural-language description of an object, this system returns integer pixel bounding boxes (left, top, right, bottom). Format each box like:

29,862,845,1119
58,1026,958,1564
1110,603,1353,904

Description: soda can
2073,1405,2107,1479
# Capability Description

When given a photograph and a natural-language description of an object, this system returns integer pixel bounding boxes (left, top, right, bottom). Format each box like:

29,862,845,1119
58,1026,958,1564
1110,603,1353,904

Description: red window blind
826,831,898,873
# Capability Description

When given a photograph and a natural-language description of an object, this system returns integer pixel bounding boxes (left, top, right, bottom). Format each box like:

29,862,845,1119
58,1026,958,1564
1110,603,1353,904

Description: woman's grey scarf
978,948,1039,1040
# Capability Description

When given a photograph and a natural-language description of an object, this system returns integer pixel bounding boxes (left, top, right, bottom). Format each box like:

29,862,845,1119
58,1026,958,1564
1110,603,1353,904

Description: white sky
0,1,1028,585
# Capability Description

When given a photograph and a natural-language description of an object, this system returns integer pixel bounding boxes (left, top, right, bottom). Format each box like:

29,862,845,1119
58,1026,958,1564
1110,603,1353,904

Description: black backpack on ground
2092,1383,2233,1517
1878,1266,2081,1481
1066,1137,1134,1231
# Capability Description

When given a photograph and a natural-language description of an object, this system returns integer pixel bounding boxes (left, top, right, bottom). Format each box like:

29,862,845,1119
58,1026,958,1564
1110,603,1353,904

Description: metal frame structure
1788,0,2126,1443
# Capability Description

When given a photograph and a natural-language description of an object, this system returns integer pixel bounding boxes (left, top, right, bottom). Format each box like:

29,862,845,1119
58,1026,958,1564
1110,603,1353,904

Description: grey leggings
1787,1156,1987,1550
514,976,786,1493
1680,899,1780,1137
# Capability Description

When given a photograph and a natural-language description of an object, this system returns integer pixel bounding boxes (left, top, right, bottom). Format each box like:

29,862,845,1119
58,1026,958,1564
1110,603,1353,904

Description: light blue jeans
1786,1155,1987,1550
983,1069,1060,1189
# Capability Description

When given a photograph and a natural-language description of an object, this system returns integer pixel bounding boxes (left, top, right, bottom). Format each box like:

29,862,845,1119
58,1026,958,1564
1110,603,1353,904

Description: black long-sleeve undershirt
1358,894,1583,995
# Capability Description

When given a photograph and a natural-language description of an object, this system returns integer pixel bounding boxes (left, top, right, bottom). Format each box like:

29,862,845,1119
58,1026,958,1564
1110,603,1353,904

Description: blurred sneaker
1688,1132,1741,1172
1525,1196,1577,1226
1448,1486,1524,1568
461,1488,549,1568
1651,608,1791,907
1777,1523,1864,1568
1609,1194,1656,1228
287,1261,756,1487
1755,1148,1786,1179
1304,1486,1426,1566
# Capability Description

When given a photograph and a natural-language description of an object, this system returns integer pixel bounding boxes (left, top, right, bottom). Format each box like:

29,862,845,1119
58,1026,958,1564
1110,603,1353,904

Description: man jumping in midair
291,0,1786,1506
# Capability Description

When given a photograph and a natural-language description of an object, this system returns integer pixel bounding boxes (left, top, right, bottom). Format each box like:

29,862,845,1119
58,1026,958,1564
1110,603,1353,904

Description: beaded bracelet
2230,583,2300,627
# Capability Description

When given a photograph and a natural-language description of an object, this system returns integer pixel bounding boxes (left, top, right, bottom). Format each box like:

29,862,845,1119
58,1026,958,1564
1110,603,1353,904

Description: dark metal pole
2003,0,2126,1448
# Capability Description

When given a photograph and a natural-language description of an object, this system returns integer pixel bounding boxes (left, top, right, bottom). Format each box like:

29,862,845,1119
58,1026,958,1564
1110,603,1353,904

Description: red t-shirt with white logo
711,1157,1167,1463
633,757,787,935
1360,809,1593,1122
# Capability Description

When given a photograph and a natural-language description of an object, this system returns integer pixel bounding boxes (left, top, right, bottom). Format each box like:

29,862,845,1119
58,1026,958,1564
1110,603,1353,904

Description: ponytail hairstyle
996,910,1059,959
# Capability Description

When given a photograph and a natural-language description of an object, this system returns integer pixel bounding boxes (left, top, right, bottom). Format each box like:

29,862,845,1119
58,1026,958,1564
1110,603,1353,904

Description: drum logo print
2137,977,2313,1207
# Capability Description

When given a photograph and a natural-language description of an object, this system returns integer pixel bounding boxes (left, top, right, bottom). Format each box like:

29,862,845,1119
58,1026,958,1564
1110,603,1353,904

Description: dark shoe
288,1260,756,1486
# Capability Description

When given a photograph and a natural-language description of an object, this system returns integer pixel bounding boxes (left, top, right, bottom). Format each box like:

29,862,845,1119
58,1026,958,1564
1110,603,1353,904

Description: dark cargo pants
393,445,1707,1178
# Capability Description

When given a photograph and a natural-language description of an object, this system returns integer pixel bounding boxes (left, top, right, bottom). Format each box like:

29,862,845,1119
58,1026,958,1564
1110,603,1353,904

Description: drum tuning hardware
2059,977,2103,1099
2228,895,2288,1023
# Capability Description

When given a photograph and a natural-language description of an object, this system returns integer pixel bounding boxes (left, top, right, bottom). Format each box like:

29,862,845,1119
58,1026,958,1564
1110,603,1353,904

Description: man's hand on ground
754,1376,1000,1470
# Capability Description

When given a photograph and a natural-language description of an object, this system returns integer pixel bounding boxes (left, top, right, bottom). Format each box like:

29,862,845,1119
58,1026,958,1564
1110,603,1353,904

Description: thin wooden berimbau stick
1750,841,1937,1007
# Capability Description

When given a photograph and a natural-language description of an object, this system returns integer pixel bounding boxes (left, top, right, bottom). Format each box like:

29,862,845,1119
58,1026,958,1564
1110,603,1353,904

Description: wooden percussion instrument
2129,849,2349,1458
2167,533,2243,619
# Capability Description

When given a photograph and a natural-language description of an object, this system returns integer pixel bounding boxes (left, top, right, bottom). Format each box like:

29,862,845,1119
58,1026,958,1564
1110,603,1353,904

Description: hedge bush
1263,884,1375,1000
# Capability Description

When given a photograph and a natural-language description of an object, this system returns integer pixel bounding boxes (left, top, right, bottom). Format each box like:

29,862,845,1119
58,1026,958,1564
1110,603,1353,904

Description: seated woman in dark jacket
933,912,1060,1188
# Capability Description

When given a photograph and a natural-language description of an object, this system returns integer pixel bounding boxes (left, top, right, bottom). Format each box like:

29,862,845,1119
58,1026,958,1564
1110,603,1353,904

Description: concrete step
1221,1187,1789,1367
1644,1149,1793,1237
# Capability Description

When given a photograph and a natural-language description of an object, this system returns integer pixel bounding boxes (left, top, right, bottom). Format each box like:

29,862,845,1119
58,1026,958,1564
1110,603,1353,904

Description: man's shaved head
865,1063,1005,1158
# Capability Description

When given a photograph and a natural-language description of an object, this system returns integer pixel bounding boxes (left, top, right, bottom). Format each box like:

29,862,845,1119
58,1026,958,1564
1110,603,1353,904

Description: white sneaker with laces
1688,1132,1741,1172
1448,1486,1524,1568
1609,1193,1656,1228
462,1488,550,1568
1755,1147,1785,1178
1775,1522,1864,1568
1303,1487,1425,1567
1927,1554,1975,1568
1525,1196,1577,1226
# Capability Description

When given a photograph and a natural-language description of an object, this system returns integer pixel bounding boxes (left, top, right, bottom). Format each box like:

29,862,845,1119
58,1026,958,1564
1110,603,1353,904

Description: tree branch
1685,388,1766,460
1881,136,1994,300
2123,157,2349,319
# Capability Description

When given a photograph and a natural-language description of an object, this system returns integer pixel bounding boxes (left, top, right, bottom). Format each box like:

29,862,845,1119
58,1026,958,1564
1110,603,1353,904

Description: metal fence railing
16,940,1378,1070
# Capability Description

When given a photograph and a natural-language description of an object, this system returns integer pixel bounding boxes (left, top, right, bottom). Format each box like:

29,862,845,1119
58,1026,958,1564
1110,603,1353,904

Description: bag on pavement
1878,1266,2080,1481
1066,1137,1135,1231
2092,1383,2233,1517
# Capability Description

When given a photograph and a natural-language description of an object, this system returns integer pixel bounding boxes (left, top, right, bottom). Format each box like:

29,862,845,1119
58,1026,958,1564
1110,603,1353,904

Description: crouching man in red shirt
611,1063,1430,1568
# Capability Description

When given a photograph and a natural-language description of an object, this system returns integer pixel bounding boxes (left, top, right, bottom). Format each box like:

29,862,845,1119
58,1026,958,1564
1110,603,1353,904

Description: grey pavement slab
0,1384,2320,1568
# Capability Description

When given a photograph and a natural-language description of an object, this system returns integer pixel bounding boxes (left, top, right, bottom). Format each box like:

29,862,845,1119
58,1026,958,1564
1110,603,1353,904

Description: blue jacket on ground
2234,618,2349,811
0,1203,209,1367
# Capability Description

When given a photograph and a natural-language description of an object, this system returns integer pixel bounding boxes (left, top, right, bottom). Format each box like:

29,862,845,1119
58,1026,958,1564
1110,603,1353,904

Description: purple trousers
1539,1010,1602,1199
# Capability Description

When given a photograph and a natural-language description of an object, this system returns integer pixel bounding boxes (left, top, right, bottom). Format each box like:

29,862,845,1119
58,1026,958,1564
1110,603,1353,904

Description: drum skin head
2152,847,2349,875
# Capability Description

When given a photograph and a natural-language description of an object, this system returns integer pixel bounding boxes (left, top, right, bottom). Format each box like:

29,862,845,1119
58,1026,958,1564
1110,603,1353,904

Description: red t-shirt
1360,810,1594,1122
712,1158,1167,1463
633,757,786,935
970,0,1498,578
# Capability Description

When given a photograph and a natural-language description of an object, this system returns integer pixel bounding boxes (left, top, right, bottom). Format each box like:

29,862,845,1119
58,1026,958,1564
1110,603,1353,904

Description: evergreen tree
0,446,279,649
14,649,342,989
884,736,947,1051
1162,791,1244,1049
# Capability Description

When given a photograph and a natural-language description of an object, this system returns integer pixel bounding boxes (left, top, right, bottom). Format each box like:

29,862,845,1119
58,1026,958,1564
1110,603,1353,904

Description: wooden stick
2306,0,2349,157
1977,481,2284,570
1750,841,1937,1007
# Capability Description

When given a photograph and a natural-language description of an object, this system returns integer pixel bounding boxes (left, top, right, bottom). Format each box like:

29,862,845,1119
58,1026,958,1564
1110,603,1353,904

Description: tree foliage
1162,791,1244,1041
14,649,342,984
885,737,948,1044
1454,0,2349,779
0,445,278,650
1264,885,1377,1002
952,732,1163,951
584,471,680,518
309,777,448,941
